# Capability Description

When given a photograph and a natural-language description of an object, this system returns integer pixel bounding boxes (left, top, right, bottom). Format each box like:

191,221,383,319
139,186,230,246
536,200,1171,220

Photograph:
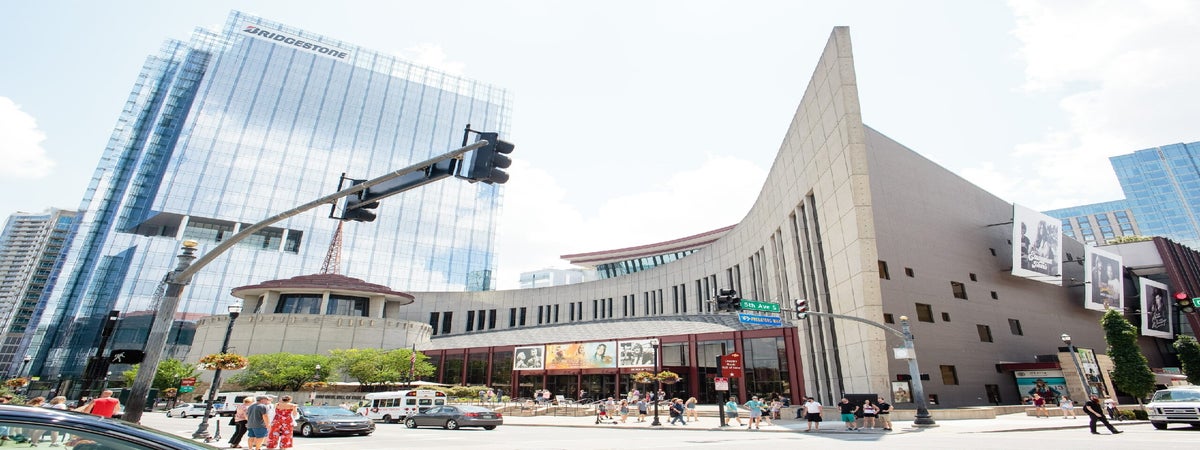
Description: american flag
409,345,417,378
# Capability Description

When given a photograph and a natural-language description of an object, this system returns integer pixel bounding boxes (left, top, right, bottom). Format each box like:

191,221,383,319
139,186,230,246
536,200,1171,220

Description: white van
357,390,447,423
213,392,272,417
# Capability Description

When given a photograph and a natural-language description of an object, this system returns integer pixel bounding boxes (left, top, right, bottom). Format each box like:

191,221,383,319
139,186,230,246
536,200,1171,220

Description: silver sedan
404,405,503,430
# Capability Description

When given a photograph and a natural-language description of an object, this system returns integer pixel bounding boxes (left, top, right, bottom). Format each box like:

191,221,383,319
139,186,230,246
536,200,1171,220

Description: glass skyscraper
26,11,510,379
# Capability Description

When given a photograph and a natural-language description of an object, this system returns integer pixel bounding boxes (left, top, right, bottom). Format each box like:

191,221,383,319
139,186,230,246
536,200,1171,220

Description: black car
0,404,217,449
295,406,375,437
404,405,502,430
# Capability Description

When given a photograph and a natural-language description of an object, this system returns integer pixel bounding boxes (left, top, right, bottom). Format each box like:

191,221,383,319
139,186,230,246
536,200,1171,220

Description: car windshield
1152,390,1200,402
456,406,494,413
303,407,358,416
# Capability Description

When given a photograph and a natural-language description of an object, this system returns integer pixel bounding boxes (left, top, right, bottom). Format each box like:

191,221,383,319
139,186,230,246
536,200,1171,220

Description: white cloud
493,154,766,289
0,97,55,178
394,43,466,76
970,1,1200,210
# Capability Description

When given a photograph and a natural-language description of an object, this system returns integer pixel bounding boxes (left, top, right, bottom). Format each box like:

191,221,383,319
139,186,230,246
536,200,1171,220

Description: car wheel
405,418,417,429
166,412,173,418
301,424,315,437
382,414,392,424
445,419,459,430
483,426,496,430
1152,421,1168,430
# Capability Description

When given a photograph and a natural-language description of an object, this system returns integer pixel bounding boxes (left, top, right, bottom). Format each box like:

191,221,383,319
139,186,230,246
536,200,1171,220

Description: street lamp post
192,303,243,441
101,371,112,392
1061,333,1090,397
20,355,31,378
899,316,936,426
312,364,322,405
649,338,662,427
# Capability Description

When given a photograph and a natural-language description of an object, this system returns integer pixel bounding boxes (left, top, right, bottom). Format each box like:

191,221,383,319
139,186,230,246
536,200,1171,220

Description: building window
519,307,527,326
275,294,320,315
466,311,476,332
915,303,934,323
940,365,959,385
989,248,997,256
941,312,951,322
326,295,368,317
883,313,894,324
441,312,453,335
951,281,967,300
508,308,516,327
977,324,993,342
969,273,977,282
1009,319,1023,336
488,310,497,329
990,291,998,300
905,268,915,277
429,312,441,335
879,261,890,280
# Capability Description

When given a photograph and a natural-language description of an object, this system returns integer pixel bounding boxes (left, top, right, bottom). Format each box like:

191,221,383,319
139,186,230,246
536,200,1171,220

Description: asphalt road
139,412,1198,449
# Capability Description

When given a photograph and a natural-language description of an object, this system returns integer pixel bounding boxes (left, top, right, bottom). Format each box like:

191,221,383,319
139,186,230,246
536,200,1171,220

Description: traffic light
462,132,514,184
342,181,380,222
715,288,741,312
794,299,809,319
1177,291,1197,313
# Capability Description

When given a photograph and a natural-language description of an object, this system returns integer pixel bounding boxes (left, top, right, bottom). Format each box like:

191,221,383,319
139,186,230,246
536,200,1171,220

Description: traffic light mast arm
177,140,486,281
789,309,905,339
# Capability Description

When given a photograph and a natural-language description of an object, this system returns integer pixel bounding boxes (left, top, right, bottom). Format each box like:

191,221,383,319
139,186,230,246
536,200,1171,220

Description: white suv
1146,386,1200,430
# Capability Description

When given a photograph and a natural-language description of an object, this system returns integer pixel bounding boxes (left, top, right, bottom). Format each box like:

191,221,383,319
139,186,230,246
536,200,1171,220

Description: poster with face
891,381,912,403
1140,278,1172,339
617,339,658,367
1011,204,1062,284
1015,370,1068,402
512,345,545,370
543,341,617,369
1084,246,1123,312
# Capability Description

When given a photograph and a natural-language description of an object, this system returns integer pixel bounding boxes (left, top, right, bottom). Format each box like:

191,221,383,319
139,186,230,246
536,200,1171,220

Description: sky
2,1,1199,290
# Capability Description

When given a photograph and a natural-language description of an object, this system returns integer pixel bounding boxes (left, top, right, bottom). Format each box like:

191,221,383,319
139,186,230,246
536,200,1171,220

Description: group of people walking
833,397,893,431
721,395,788,429
227,395,298,450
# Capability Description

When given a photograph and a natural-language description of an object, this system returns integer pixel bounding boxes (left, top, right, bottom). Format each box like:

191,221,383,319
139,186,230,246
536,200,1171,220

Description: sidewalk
499,407,1147,435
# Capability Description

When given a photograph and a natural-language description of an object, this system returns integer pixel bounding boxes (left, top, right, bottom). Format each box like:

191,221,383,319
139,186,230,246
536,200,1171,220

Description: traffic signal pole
122,140,487,423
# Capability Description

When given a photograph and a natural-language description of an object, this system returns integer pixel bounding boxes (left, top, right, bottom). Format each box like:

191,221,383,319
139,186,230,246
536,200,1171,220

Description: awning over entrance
995,362,1062,372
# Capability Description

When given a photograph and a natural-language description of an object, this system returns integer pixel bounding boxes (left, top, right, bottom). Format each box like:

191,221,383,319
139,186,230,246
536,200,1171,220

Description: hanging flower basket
656,371,681,385
632,371,656,385
162,387,178,398
198,353,248,370
4,377,28,389
301,381,328,391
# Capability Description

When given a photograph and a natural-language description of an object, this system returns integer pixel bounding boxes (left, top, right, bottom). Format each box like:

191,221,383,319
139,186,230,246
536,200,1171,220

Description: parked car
294,405,375,437
404,405,502,430
0,404,217,449
167,403,210,418
1146,385,1200,430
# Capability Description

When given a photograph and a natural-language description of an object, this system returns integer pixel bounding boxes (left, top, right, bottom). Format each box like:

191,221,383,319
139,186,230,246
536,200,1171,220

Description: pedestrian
669,398,688,425
246,396,272,450
861,399,878,429
724,396,744,426
838,398,859,431
744,396,762,430
1083,395,1122,435
769,397,782,420
685,397,699,422
78,390,121,418
1060,396,1077,419
1032,393,1049,418
228,397,254,448
637,398,648,422
1103,397,1117,420
618,399,629,423
876,397,893,431
44,396,69,446
803,397,823,432
266,395,297,449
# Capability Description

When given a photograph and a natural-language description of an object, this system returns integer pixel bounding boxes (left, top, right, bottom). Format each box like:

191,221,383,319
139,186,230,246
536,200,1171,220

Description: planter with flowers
198,353,248,371
4,377,28,389
656,371,681,385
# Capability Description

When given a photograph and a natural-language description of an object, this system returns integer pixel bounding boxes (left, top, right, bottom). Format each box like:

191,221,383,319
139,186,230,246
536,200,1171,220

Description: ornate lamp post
1061,333,1090,397
649,338,662,426
192,303,243,441
899,316,936,426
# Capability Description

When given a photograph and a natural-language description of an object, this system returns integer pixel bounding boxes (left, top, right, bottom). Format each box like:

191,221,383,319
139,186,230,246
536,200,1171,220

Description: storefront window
466,352,489,385
443,354,464,385
490,351,512,388
743,336,789,399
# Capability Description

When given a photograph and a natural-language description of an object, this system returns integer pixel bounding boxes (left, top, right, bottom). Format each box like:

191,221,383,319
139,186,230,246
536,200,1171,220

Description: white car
166,403,210,418
1146,386,1200,430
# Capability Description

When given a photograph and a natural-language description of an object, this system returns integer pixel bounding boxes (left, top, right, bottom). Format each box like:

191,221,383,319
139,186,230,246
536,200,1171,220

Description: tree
122,358,199,390
1174,335,1200,385
229,353,330,391
329,348,434,387
1101,309,1156,402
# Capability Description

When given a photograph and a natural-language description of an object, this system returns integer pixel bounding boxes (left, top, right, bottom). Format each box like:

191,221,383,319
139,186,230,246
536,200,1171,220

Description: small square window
941,312,951,322
905,268,915,277
969,273,977,282
883,313,894,324
977,324,993,342
989,248,997,256
916,303,934,323
990,291,998,300
1009,319,1023,336
951,281,968,300
878,260,891,280
940,365,959,385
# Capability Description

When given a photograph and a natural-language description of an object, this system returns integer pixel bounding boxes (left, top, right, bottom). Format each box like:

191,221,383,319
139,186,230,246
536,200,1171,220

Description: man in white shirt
802,397,823,432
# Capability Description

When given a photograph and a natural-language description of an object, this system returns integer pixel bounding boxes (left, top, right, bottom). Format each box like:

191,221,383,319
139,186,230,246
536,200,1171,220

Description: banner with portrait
512,345,545,370
890,381,912,403
617,339,658,368
1085,246,1123,312
1012,204,1062,285
545,341,617,369
1015,369,1068,402
1140,278,1172,339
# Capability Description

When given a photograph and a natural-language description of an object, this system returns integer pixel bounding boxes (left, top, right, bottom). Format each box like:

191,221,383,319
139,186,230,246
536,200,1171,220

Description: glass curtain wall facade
27,11,510,379
1109,142,1200,249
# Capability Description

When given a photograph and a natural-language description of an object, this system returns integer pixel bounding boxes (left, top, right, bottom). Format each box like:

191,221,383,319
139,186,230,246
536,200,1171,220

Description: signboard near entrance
714,377,729,391
719,353,743,378
180,377,196,393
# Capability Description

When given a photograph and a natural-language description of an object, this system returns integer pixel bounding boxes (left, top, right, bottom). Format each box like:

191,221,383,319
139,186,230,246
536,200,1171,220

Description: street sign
180,377,196,393
738,313,783,327
719,353,744,378
109,349,145,364
714,377,729,391
739,299,780,313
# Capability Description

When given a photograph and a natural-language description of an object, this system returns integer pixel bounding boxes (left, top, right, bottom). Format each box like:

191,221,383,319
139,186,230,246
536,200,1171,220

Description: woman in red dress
266,395,298,449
